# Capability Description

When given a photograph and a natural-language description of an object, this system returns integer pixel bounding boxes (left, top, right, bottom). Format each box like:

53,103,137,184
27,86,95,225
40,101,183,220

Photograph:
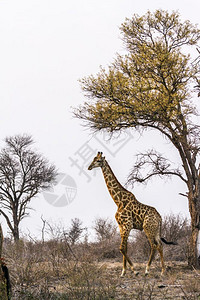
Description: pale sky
0,0,199,239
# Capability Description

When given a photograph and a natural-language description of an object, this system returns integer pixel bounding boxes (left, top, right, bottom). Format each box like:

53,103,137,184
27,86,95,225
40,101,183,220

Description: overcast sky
0,0,199,239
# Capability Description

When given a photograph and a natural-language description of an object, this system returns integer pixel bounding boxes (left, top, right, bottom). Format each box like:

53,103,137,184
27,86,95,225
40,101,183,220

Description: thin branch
0,209,13,233
127,149,187,186
179,192,188,198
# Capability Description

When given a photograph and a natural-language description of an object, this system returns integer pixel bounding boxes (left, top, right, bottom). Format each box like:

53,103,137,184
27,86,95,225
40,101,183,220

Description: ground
6,239,200,299
101,261,200,299
15,260,199,300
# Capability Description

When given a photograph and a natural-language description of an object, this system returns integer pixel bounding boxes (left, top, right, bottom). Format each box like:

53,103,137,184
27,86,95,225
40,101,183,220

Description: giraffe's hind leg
144,224,165,275
157,241,165,275
145,243,157,275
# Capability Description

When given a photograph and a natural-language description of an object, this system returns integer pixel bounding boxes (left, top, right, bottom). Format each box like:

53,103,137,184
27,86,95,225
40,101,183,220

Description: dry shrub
91,217,122,260
1,214,196,299
89,238,121,261
161,213,191,261
3,238,117,299
93,217,117,242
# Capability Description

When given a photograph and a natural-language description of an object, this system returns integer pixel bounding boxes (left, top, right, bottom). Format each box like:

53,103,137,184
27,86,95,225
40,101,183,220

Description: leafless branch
179,192,188,198
0,134,57,241
127,149,187,186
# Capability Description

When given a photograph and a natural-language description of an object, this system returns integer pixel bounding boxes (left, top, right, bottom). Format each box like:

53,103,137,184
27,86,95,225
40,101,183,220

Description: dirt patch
96,261,200,299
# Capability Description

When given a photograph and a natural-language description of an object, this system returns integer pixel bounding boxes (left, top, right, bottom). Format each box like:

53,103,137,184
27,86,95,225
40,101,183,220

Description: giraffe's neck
101,160,126,207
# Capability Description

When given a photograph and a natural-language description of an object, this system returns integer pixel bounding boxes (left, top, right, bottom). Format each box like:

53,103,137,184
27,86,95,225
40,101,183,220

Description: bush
1,214,193,299
3,238,117,299
93,217,117,242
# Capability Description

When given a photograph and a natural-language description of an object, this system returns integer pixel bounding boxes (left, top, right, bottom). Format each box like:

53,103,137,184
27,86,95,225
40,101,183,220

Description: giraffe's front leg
120,243,127,277
119,232,139,277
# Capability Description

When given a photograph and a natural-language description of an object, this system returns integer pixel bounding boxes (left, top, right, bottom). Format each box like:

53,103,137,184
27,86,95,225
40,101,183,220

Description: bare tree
93,217,117,242
0,134,57,241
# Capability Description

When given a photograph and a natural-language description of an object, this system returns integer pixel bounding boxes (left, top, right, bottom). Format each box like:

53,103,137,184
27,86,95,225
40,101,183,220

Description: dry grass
0,214,198,299
2,237,200,300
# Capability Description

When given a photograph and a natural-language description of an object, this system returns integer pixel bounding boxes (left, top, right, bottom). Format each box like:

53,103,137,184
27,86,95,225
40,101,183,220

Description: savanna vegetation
1,9,200,300
1,215,200,299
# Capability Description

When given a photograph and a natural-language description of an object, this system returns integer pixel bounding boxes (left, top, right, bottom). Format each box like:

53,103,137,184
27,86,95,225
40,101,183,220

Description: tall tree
0,134,57,241
75,10,200,268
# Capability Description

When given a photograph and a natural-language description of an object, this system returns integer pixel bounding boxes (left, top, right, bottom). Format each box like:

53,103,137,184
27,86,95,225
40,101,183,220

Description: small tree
162,213,190,243
75,10,200,268
65,218,85,245
0,134,57,241
93,217,117,242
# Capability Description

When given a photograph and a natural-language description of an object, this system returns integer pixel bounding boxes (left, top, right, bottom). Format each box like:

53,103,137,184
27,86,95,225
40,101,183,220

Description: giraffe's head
88,152,105,170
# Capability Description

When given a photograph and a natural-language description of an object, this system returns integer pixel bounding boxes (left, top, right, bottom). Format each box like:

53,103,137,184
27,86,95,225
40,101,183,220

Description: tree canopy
76,10,200,186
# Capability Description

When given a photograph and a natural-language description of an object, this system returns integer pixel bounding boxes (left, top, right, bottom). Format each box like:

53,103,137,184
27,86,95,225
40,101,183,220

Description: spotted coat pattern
88,152,165,276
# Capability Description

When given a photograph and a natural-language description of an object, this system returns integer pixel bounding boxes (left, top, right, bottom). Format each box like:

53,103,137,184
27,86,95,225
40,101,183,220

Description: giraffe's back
130,201,160,230
116,191,162,232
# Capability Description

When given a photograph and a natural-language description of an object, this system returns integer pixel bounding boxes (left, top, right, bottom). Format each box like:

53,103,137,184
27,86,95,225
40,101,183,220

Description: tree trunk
13,225,19,242
188,191,200,269
13,207,20,242
189,226,199,268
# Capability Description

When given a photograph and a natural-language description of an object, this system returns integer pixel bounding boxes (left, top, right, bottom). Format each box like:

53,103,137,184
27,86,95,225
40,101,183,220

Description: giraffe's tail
161,237,177,245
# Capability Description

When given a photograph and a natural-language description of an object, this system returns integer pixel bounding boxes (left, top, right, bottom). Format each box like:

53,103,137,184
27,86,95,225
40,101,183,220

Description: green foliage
76,10,200,134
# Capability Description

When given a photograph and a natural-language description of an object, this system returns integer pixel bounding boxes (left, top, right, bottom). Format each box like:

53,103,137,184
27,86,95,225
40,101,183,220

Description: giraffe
88,152,176,277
